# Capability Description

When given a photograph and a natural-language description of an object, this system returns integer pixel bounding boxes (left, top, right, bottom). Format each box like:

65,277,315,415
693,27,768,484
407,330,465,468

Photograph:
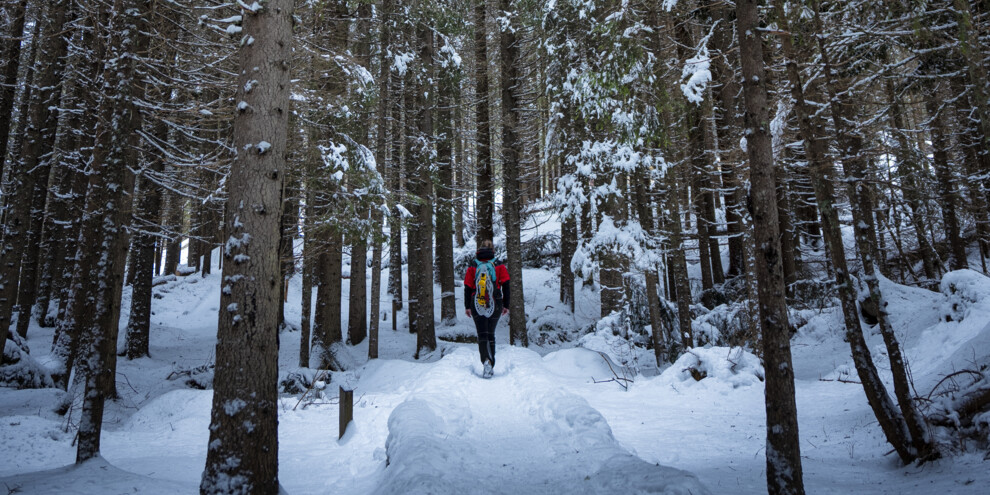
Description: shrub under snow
662,346,764,389
940,269,990,323
1,339,54,389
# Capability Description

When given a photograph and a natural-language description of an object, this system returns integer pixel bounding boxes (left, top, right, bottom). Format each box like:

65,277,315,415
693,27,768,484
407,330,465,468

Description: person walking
464,240,510,378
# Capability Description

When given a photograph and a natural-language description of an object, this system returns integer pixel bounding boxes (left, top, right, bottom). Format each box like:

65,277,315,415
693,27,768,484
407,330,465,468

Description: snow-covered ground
1,243,989,493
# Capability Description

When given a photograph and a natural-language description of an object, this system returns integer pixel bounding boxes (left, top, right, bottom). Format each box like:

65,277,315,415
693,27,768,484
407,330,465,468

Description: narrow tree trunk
299,186,314,368
737,1,805,492
776,0,917,463
666,170,693,351
313,232,343,369
885,79,936,281
124,173,162,359
813,1,935,461
163,193,183,275
926,94,968,270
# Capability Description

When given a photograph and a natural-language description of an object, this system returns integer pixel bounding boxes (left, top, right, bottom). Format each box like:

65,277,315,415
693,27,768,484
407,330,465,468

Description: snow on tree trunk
500,0,528,348
736,0,805,492
200,0,293,492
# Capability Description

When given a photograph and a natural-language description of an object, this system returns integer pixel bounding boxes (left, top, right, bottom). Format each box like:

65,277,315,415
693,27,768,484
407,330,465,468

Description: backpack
473,259,501,318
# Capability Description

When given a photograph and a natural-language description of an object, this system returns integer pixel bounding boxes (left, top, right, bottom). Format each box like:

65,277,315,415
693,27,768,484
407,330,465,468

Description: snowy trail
372,346,709,495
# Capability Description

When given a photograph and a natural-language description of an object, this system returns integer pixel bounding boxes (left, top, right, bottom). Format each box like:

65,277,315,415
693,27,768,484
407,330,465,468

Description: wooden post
339,387,353,440
392,300,397,331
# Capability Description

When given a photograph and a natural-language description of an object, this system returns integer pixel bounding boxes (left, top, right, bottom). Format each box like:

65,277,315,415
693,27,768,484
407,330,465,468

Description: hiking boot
483,360,493,379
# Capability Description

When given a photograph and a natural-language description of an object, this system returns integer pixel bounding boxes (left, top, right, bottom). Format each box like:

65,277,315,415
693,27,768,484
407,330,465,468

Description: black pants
471,308,501,366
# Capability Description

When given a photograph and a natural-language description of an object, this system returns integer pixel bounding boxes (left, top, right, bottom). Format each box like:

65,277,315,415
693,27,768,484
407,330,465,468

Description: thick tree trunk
73,0,150,462
500,0,528,347
410,20,436,355
474,0,494,243
437,78,457,326
0,0,28,174
736,1,805,492
201,1,292,492
0,0,69,352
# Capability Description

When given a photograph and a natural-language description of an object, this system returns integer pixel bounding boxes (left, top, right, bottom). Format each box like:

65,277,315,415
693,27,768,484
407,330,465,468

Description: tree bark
409,18,436,355
500,0,528,347
776,0,918,464
737,1,805,492
201,0,292,491
437,75,458,326
0,0,28,175
0,0,69,352
474,0,494,243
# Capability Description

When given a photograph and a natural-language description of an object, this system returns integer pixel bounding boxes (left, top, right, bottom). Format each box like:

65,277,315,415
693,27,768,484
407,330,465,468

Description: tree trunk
0,0,28,175
926,93,968,271
124,174,162,360
163,193,183,275
313,232,343,369
500,0,528,347
410,19,436,355
776,0,918,464
73,0,150,462
201,1,292,491
437,76,458,326
0,0,69,352
474,0,494,243
666,169,693,351
813,0,936,461
737,1,805,492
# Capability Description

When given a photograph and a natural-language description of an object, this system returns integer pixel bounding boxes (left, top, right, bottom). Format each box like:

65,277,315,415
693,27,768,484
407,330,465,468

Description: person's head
477,240,495,261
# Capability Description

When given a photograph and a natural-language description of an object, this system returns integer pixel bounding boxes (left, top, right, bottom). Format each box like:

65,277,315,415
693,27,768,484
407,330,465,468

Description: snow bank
375,399,466,495
660,346,764,389
0,456,195,494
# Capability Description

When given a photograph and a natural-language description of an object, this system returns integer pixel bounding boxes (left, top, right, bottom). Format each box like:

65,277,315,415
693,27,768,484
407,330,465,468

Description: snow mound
577,312,653,372
378,383,710,494
119,389,212,434
542,347,617,380
940,269,990,323
661,347,764,389
1,339,53,389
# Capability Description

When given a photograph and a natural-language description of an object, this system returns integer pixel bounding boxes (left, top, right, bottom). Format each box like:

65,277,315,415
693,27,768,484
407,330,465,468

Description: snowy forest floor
2,247,990,493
